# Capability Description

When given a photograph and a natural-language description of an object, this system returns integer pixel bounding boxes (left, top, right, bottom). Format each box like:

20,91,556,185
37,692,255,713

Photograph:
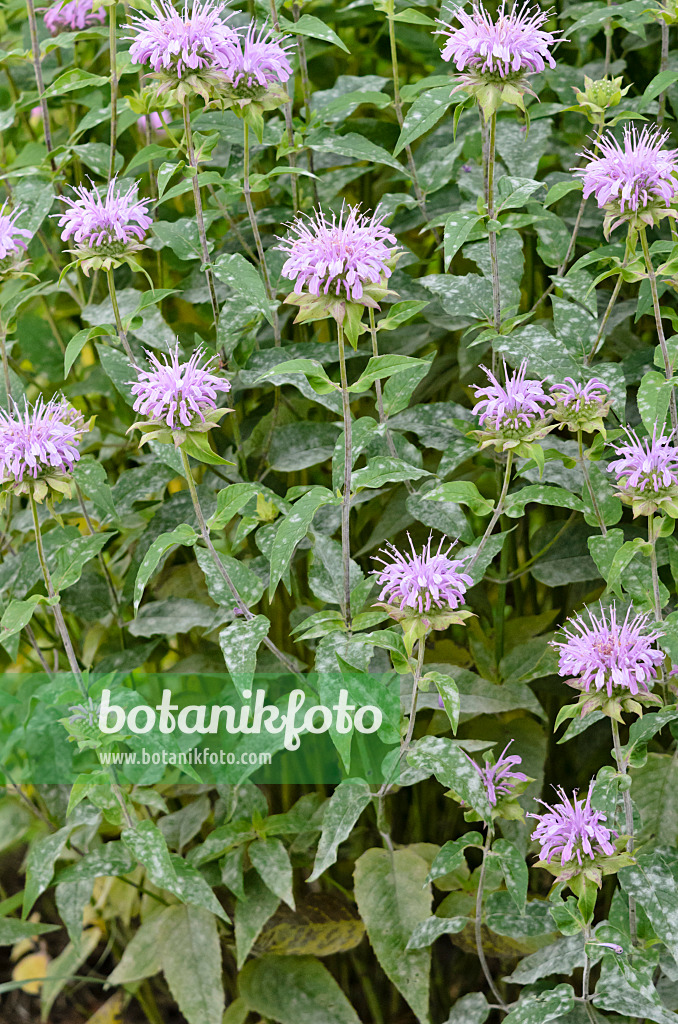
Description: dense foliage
4,0,678,1021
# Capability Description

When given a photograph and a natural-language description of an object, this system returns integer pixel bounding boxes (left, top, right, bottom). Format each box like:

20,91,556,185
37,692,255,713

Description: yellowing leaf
12,951,50,995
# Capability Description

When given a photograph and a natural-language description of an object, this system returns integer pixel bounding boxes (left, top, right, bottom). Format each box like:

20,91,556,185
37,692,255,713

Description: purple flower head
439,1,560,79
468,740,529,806
529,783,616,867
129,345,231,429
608,425,678,496
137,110,171,136
0,397,86,483
43,0,105,35
374,534,472,615
575,125,678,232
471,360,554,435
551,604,664,698
127,0,237,77
550,377,611,430
222,21,293,95
277,205,398,303
57,178,152,256
0,203,31,269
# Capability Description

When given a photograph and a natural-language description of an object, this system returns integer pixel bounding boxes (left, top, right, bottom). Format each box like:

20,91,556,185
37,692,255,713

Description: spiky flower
56,178,152,273
550,377,611,433
575,125,678,235
552,604,665,720
607,425,678,516
438,2,561,118
471,360,554,452
0,203,31,273
128,345,232,448
127,0,237,101
43,0,105,35
221,21,293,104
469,740,529,807
529,783,616,868
0,397,87,501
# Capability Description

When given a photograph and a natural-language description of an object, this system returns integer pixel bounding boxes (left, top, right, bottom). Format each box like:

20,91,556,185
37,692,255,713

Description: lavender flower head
127,0,236,78
529,783,616,868
222,21,293,99
471,360,554,445
129,345,231,430
43,0,105,35
550,377,611,431
469,740,529,807
57,179,152,265
374,534,472,617
278,205,398,305
137,111,171,137
0,397,86,496
575,125,678,234
0,203,31,272
551,604,664,699
439,1,559,78
607,425,678,516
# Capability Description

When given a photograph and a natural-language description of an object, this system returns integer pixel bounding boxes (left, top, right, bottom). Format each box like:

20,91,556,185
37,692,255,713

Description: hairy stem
26,0,57,177
106,268,136,365
586,228,633,366
648,513,663,620
182,102,219,326
292,2,319,207
659,20,670,126
108,3,118,181
269,0,299,213
611,717,637,946
179,448,299,675
476,827,507,1009
578,430,607,537
468,451,513,569
378,637,426,798
640,226,678,432
337,322,353,630
242,122,281,346
582,923,596,1024
367,307,413,488
486,112,501,337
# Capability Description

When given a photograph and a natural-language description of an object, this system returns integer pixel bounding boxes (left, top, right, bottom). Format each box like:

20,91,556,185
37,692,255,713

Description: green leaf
544,179,583,208
160,905,224,1024
307,129,406,174
425,833,483,886
502,984,574,1023
239,954,361,1024
427,671,460,733
405,915,468,949
443,211,483,269
0,595,46,641
637,369,671,434
348,355,427,392
41,927,101,1020
213,253,272,325
268,487,339,598
219,615,271,696
504,485,585,518
497,176,545,211
107,910,166,984
279,13,349,52
354,848,432,1024
425,481,495,516
234,870,280,968
0,918,60,946
493,839,528,911
134,524,197,611
351,456,431,490
249,839,295,910
73,456,117,521
255,358,336,395
122,821,178,892
446,993,490,1024
43,68,108,98
407,738,493,821
309,779,372,882
52,532,113,591
394,87,454,156
641,68,678,104
633,753,678,845
23,827,72,917
195,547,265,608
378,300,430,331
618,849,678,965
506,935,585,984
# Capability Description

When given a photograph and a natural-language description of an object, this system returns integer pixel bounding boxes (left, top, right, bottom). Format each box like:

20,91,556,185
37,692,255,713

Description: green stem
486,112,500,339
242,121,281,347
659,20,670,126
367,307,412,486
586,228,633,365
292,2,319,207
582,923,596,1024
26,0,57,177
0,324,12,409
108,3,118,181
402,638,425,753
611,718,637,946
639,226,678,433
476,827,507,1009
648,513,663,621
578,429,607,536
106,268,135,364
337,322,353,630
179,448,299,675
268,0,299,213
182,102,219,327
468,451,513,570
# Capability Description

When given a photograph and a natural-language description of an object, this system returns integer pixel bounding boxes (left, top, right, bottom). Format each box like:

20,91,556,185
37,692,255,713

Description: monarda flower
468,741,530,816
56,178,152,274
277,205,399,343
552,604,665,719
438,1,561,118
607,425,678,516
550,377,611,433
128,345,232,456
575,125,678,236
127,0,237,102
471,359,554,452
43,0,105,35
373,534,473,650
0,203,31,274
220,21,293,108
0,397,88,502
529,783,617,884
